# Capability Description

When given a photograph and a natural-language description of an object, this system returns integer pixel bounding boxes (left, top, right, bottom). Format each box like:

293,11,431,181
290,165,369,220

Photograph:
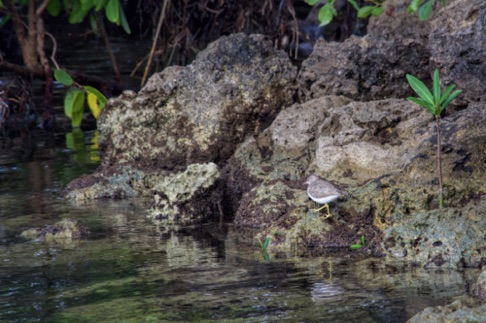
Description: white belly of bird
308,190,340,204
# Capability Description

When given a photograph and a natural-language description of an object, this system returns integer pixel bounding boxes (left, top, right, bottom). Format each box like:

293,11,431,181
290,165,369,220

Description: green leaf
306,0,320,5
54,69,74,86
47,0,61,16
347,0,359,11
106,0,119,23
94,0,107,11
81,0,95,11
84,85,107,109
439,84,456,105
350,244,364,250
407,97,436,115
419,0,434,20
69,2,89,23
263,237,270,251
406,74,434,106
357,6,374,18
318,3,336,27
371,7,385,16
441,90,461,111
433,69,441,106
71,92,85,127
407,0,423,13
64,89,85,127
361,235,365,245
119,5,131,34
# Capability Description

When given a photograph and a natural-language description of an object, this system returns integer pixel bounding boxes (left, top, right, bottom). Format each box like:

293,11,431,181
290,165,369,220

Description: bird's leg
314,203,332,218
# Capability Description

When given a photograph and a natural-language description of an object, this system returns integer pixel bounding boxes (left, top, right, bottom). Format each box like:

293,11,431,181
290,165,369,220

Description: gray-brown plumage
305,175,342,218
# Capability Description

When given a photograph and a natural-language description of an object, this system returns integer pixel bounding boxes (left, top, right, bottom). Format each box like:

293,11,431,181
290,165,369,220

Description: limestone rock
98,33,297,171
226,96,486,259
429,0,486,104
297,0,484,105
383,202,485,268
150,163,221,225
407,300,486,323
471,268,486,300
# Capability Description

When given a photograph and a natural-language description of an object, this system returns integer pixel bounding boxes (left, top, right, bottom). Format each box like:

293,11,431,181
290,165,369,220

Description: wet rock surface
20,219,90,244
407,300,486,323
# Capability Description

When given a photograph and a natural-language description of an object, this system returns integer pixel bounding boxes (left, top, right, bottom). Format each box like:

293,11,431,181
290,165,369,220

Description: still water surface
0,130,478,322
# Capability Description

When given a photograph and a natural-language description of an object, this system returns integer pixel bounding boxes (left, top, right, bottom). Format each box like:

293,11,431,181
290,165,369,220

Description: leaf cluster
0,0,130,34
407,0,447,21
406,69,461,116
55,69,107,127
306,0,448,27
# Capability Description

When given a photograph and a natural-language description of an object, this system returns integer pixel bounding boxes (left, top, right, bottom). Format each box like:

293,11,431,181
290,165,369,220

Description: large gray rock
429,0,486,104
98,33,297,170
297,0,483,105
226,95,486,262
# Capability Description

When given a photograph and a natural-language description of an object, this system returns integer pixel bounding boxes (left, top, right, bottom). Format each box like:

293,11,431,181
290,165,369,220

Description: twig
141,0,169,87
99,18,123,83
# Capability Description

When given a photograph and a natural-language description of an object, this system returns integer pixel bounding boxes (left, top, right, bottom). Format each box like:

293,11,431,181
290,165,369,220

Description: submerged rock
20,219,89,242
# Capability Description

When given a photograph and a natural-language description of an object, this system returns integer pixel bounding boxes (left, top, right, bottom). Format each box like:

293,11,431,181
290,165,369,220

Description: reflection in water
0,130,480,322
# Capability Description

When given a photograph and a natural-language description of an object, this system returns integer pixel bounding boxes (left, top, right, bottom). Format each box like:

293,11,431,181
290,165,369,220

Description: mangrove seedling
258,236,271,253
257,236,271,261
350,235,365,250
406,69,461,208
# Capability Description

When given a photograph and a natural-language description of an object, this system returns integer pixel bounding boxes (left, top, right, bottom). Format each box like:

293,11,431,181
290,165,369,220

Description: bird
305,174,342,218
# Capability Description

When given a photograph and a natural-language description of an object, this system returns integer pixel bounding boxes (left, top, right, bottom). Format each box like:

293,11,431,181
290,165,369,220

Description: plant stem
436,116,443,208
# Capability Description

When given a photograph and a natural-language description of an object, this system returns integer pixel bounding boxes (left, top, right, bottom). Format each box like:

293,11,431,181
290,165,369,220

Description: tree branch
36,0,51,16
4,0,27,45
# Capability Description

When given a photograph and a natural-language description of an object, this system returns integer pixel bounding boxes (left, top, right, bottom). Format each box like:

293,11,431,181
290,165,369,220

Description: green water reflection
0,131,479,322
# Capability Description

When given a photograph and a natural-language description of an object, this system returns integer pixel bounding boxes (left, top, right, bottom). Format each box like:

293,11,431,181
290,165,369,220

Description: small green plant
350,235,365,250
406,69,461,208
54,69,107,128
407,0,447,21
306,0,448,27
258,236,271,253
257,236,271,261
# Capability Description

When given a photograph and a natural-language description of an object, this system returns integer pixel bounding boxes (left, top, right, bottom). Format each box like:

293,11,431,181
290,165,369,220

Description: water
0,130,479,322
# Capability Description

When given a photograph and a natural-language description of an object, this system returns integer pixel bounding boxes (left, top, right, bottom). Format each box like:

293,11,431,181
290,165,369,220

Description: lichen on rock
150,163,221,225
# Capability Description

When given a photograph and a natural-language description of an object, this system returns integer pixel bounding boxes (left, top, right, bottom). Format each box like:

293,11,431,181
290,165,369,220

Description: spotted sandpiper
305,174,342,218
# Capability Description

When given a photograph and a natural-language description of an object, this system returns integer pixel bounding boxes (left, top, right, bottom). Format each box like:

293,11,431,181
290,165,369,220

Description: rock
20,219,89,242
297,0,484,105
383,202,485,268
64,165,157,201
225,95,486,258
98,33,297,171
407,300,486,323
429,0,486,104
297,0,433,102
150,163,221,225
471,268,486,300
